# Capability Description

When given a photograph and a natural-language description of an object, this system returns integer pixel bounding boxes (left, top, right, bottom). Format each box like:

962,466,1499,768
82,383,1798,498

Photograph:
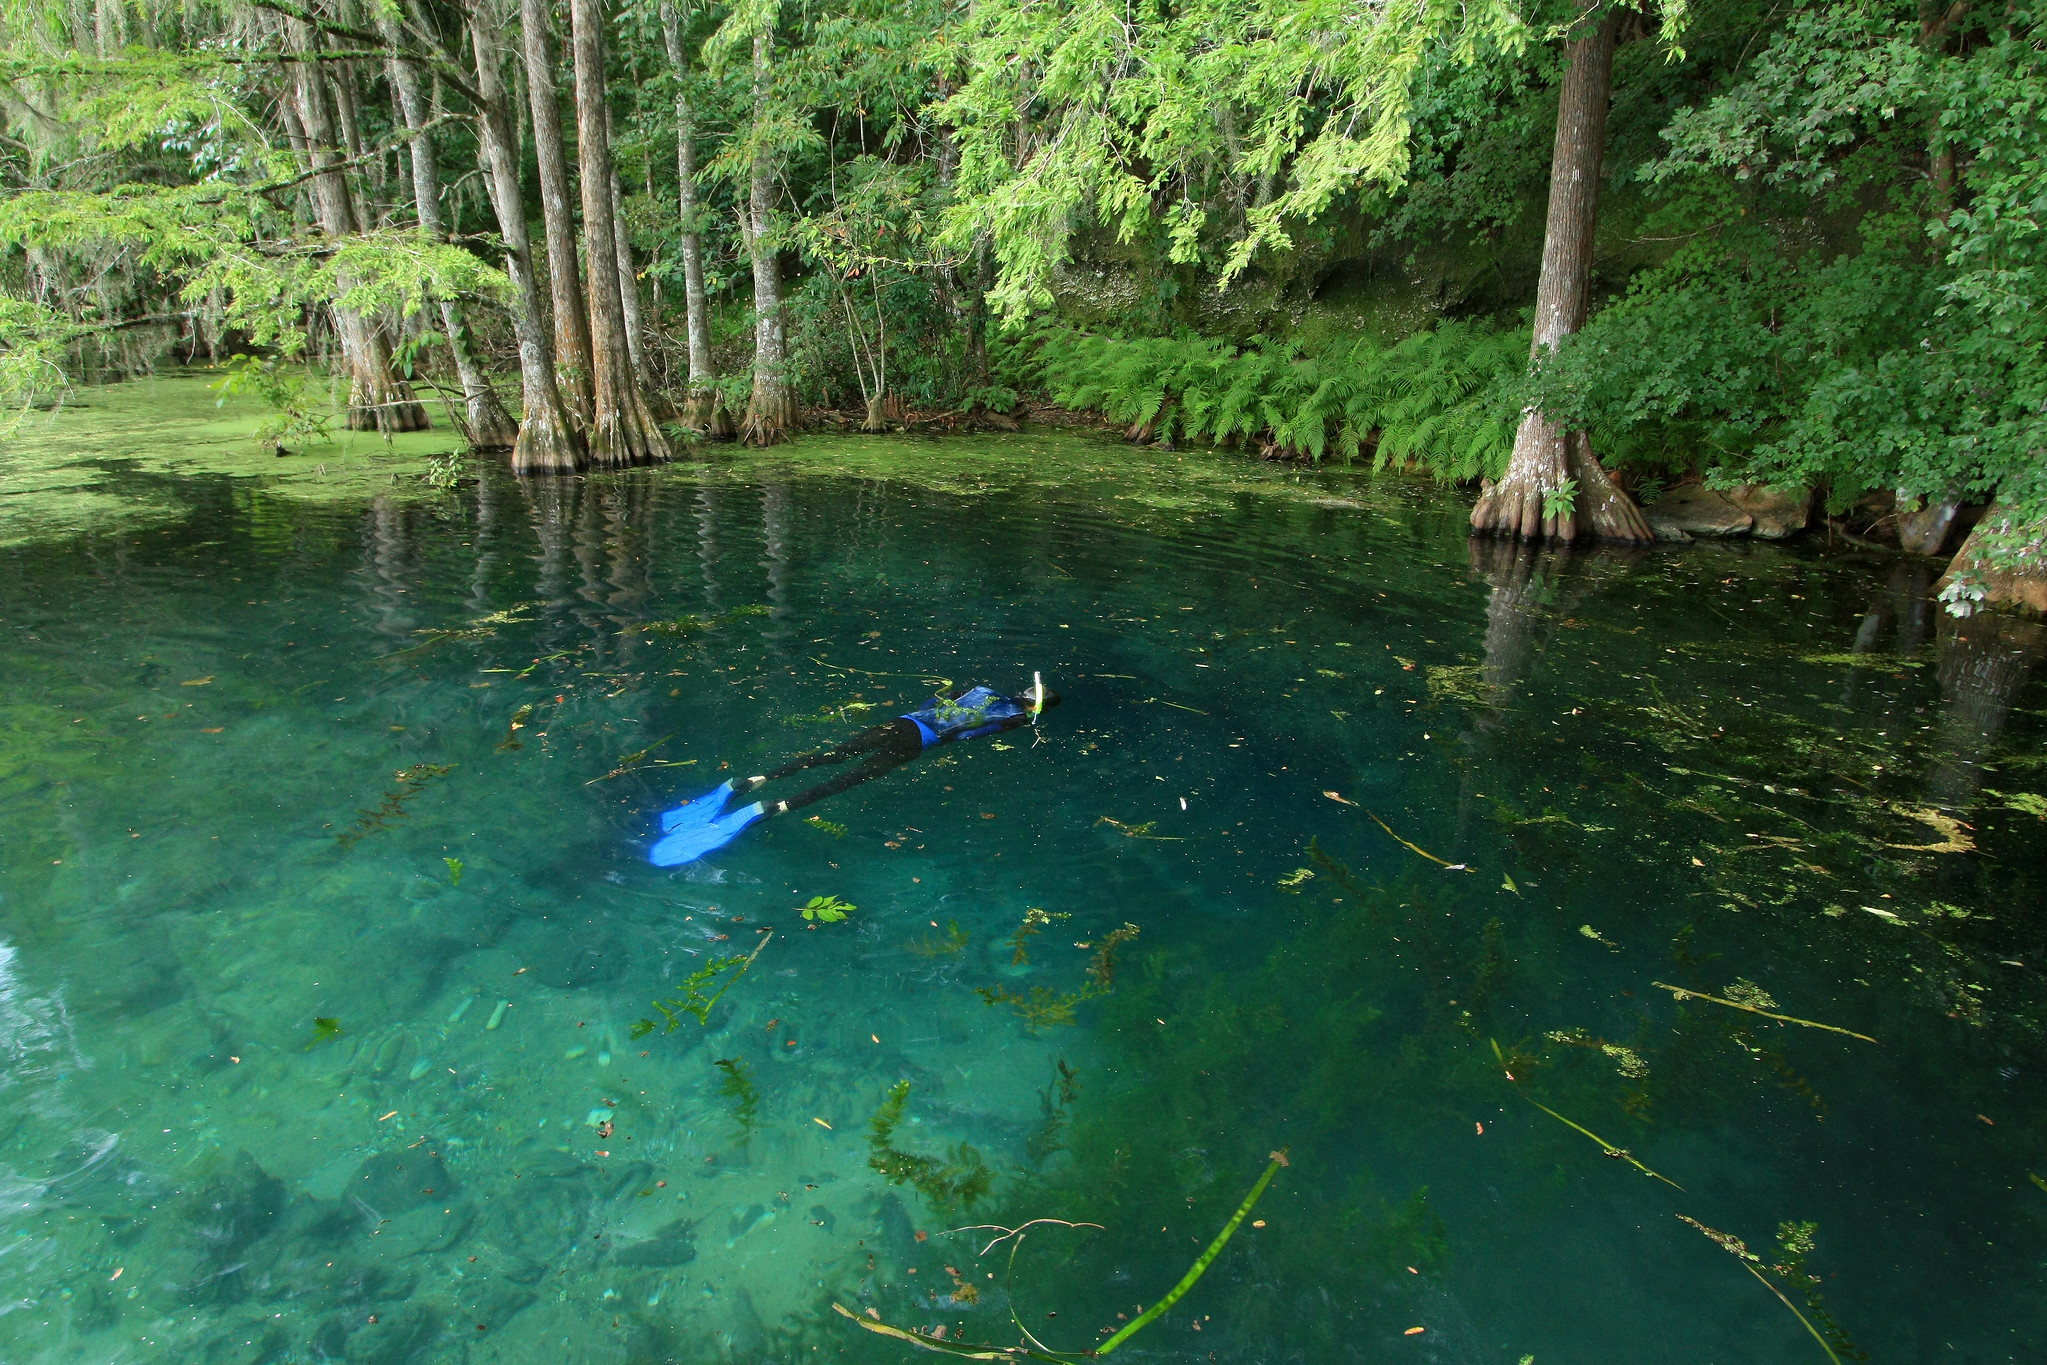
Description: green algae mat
1,375,2044,1364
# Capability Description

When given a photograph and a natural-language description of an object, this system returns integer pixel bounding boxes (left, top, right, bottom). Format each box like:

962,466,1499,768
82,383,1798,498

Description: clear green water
3,381,2044,1364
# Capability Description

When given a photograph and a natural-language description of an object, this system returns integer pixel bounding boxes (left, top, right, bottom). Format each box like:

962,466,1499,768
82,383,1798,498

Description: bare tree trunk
289,19,429,435
568,0,671,466
605,104,647,378
520,0,594,425
741,24,794,446
1470,6,1648,543
660,1,729,437
385,17,519,449
472,0,582,474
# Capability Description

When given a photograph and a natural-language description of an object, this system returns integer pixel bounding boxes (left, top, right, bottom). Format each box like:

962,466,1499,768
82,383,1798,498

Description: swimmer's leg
732,722,900,797
761,720,925,815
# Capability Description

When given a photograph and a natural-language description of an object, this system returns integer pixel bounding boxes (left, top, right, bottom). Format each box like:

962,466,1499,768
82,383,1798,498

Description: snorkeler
649,680,1061,866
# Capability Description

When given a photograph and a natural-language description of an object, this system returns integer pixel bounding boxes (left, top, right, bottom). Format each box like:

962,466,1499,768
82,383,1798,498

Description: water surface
2,380,2043,1364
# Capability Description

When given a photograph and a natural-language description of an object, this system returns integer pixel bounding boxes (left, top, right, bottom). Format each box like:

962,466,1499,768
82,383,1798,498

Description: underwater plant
978,923,1139,1032
908,920,970,958
1025,1060,1080,1167
336,763,454,848
307,1017,342,1049
804,815,848,837
838,1148,1289,1360
632,932,773,1035
443,857,463,886
1678,1216,1864,1363
714,1057,759,1138
866,1080,994,1212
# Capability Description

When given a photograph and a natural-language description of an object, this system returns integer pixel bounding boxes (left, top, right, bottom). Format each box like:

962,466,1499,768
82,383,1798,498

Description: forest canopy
2,0,2042,577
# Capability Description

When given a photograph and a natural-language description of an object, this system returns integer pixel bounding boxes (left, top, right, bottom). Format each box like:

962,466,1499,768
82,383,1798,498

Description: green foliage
307,1017,342,1049
713,1057,760,1137
209,356,332,452
865,1080,994,1212
633,945,763,1034
799,894,854,923
1542,477,1579,523
1023,323,1525,477
442,857,463,886
802,814,848,837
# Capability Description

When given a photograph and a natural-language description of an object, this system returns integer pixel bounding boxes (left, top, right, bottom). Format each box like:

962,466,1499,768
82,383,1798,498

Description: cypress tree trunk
289,19,429,435
660,1,729,436
519,0,595,425
385,20,519,450
741,23,795,446
1469,6,1649,543
604,103,648,379
568,0,671,466
471,0,583,474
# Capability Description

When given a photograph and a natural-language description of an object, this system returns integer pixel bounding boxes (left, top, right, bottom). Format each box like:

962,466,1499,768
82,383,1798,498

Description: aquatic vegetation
908,920,970,958
306,1016,342,1049
798,894,854,923
866,1081,994,1212
838,1148,1288,1359
420,453,463,490
584,736,674,785
714,1058,760,1138
1545,1029,1651,1081
980,924,1137,1031
1277,867,1315,892
1579,924,1619,950
1882,804,1975,855
1425,663,1493,707
632,932,773,1035
1095,815,1181,839
803,814,847,837
335,763,454,848
1677,1216,1864,1364
786,698,884,727
1492,1041,1682,1189
382,604,534,660
442,857,463,886
496,704,533,752
1025,1060,1081,1167
1651,981,1878,1044
634,602,771,636
1004,907,1065,965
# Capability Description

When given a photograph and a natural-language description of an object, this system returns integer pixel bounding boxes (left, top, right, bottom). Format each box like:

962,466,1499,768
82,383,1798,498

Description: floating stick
1366,810,1473,871
1492,1041,1682,1190
1677,1216,1843,1365
1651,982,1877,1044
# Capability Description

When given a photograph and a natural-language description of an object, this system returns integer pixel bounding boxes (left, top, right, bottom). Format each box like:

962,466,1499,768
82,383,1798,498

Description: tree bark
385,19,519,450
604,103,648,378
660,0,729,436
741,23,795,446
519,0,594,425
568,0,671,466
1470,5,1649,543
289,19,429,435
471,0,582,474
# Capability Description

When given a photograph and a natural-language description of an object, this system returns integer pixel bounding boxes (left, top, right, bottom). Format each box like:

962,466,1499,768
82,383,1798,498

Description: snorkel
1032,670,1044,723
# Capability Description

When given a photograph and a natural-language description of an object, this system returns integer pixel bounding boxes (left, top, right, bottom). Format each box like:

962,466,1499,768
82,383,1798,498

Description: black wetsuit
750,684,1035,814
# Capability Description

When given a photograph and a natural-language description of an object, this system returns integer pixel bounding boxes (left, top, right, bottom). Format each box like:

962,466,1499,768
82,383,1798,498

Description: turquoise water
2,398,2044,1364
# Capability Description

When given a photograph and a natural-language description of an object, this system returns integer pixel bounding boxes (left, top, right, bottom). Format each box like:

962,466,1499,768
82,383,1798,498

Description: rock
1645,484,1753,538
1900,496,1965,555
1729,485,1812,540
1646,519,1693,543
610,1217,698,1267
1939,504,2047,616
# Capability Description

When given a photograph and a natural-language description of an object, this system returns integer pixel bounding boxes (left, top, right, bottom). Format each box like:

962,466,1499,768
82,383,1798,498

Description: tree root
1470,415,1651,543
510,402,582,475
742,381,797,447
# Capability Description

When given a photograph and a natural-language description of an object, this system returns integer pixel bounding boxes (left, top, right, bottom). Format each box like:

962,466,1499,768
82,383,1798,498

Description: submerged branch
1651,982,1878,1044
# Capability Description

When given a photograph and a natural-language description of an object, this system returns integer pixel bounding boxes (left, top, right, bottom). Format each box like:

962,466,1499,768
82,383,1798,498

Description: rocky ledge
1643,484,1812,542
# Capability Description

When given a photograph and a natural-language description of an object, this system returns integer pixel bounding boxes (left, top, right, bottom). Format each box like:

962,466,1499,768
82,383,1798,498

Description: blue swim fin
650,801,767,867
658,781,734,834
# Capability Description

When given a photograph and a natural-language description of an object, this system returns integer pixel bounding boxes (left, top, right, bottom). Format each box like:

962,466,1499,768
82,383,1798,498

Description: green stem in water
1095,1149,1289,1355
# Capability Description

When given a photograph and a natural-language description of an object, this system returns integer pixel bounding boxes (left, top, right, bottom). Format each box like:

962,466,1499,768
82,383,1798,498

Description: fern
1030,322,1528,481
